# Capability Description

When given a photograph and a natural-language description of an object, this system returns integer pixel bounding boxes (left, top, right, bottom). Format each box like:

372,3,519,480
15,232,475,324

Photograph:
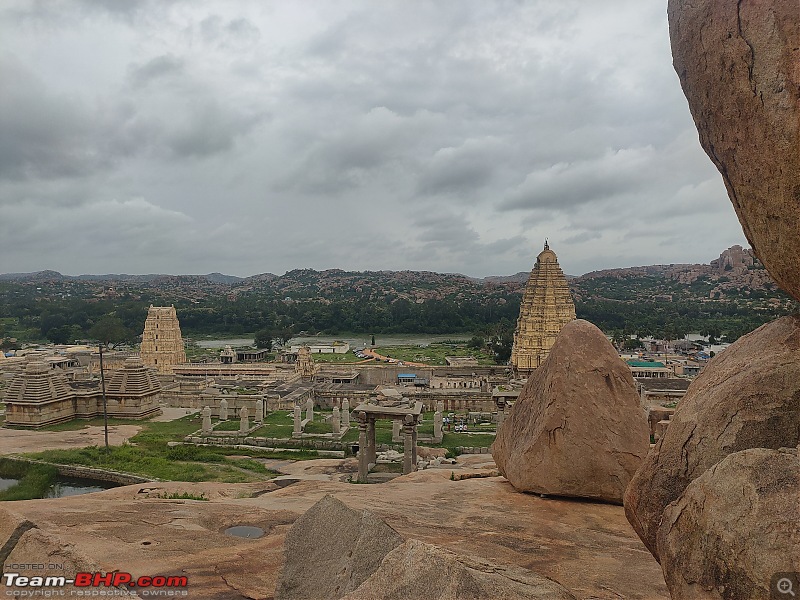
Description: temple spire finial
544,238,549,251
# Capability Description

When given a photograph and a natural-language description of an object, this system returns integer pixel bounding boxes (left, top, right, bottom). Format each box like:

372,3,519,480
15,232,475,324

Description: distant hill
0,246,788,308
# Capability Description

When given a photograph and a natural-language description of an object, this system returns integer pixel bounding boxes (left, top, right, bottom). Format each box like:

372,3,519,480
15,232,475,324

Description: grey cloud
563,231,602,244
0,58,105,180
0,0,749,277
128,55,185,88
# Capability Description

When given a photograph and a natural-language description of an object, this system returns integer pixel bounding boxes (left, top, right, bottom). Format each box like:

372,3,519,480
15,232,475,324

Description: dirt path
0,424,141,455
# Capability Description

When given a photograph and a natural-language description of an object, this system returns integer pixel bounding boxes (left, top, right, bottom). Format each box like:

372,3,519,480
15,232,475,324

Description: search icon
778,578,796,597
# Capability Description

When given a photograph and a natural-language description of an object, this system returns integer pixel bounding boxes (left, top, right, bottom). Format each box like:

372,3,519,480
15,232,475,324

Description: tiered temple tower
140,305,187,374
511,241,576,375
104,357,163,418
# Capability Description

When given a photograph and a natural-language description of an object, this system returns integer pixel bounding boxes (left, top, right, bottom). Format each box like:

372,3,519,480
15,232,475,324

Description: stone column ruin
202,405,212,435
239,406,249,434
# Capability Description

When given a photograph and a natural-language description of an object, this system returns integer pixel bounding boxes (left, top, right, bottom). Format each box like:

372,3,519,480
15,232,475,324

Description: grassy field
373,343,496,366
19,414,310,482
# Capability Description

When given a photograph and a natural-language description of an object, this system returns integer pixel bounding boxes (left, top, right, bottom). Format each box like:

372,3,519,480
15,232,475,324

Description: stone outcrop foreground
657,448,800,600
493,319,650,504
275,494,404,599
343,539,576,600
624,315,800,559
668,0,800,301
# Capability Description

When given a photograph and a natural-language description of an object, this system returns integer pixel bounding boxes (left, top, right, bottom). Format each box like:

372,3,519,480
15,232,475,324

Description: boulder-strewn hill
0,246,791,309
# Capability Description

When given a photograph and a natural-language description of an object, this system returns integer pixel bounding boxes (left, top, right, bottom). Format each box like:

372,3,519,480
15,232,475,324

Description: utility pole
99,343,109,450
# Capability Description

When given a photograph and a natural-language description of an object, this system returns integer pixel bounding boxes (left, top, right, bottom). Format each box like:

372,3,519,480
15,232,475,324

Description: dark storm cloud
0,0,747,277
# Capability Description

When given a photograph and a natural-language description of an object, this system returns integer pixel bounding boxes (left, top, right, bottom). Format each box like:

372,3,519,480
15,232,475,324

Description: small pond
0,475,118,498
224,525,265,539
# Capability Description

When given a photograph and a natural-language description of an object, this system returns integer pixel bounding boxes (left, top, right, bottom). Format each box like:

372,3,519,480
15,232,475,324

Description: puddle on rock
224,525,265,539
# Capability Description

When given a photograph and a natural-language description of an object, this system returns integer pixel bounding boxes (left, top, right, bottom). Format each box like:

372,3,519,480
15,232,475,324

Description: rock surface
493,319,650,504
0,456,669,598
343,538,576,600
275,494,404,600
668,0,800,301
657,448,800,600
624,315,800,559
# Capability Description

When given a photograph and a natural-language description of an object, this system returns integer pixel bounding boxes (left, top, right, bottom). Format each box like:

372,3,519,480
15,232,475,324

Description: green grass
372,343,495,366
303,421,332,434
0,458,59,501
155,491,209,501
214,419,247,432
20,415,284,483
439,432,496,449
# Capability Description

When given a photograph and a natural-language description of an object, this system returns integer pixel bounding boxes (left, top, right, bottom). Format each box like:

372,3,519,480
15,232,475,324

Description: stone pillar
202,406,212,435
305,396,314,422
342,399,350,425
403,415,414,475
293,404,302,436
367,417,377,465
219,398,228,421
239,406,249,434
332,406,341,434
411,422,418,465
255,399,264,423
434,410,443,440
358,412,368,483
497,403,505,430
392,419,403,443
436,400,444,414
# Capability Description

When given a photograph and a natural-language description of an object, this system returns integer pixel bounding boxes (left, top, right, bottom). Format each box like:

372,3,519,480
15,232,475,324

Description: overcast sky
0,0,748,278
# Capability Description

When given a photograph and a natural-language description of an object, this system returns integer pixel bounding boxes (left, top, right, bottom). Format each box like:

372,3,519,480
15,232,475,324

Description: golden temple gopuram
511,241,576,375
140,305,187,374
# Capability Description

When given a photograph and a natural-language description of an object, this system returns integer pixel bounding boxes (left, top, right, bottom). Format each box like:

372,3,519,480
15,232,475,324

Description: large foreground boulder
624,315,800,559
657,448,800,600
668,0,800,301
275,495,403,600
492,319,650,504
343,539,576,600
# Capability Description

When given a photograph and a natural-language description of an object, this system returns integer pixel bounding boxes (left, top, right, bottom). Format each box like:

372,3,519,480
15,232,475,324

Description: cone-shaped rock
657,448,800,600
492,319,650,504
668,0,800,301
624,315,800,560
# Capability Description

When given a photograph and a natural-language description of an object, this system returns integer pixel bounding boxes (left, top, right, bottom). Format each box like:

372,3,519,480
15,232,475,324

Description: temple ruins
3,357,161,428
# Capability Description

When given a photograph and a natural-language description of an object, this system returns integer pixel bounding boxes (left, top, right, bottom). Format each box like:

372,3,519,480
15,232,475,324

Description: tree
623,337,643,351
254,329,273,350
89,315,132,349
467,336,484,350
371,334,376,346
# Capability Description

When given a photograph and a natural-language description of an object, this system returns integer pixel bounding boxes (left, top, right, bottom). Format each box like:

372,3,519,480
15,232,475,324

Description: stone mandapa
493,319,650,504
